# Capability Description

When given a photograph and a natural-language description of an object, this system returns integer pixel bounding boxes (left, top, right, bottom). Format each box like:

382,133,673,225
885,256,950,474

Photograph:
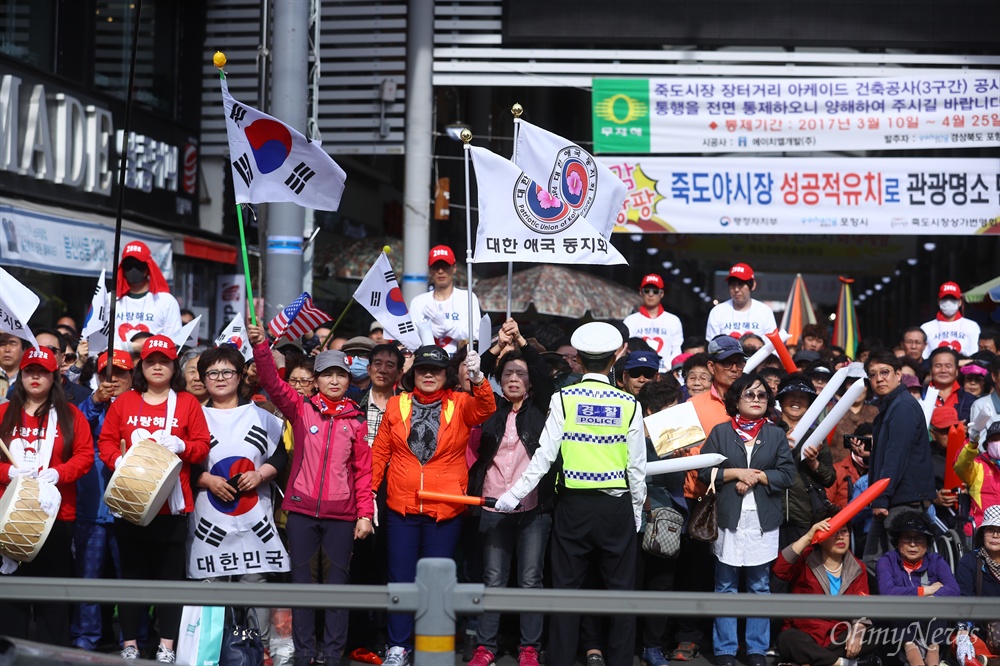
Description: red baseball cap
140,335,178,361
728,263,754,282
428,245,456,266
938,282,962,299
20,346,58,373
640,274,664,290
98,349,135,372
930,405,960,430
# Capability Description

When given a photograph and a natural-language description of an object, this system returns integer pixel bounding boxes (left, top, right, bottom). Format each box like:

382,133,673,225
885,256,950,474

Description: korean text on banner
470,146,627,266
602,157,1000,235
592,73,1000,154
221,77,346,211
353,253,423,351
0,266,40,349
513,119,627,238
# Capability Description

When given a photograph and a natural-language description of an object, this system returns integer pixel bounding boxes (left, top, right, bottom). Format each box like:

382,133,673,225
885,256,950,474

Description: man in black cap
622,351,660,398
494,322,646,666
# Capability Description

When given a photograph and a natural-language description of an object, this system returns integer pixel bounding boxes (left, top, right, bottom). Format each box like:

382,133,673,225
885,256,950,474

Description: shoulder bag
688,467,719,543
642,505,684,558
219,607,264,666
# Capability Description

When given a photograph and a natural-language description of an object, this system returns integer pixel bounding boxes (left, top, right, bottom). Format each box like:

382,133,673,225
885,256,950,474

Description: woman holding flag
248,323,373,666
0,346,93,646
97,335,210,662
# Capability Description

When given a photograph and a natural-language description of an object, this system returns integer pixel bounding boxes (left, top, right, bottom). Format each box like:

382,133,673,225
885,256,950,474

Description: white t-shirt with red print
920,314,981,358
705,299,777,340
114,291,183,348
623,306,684,372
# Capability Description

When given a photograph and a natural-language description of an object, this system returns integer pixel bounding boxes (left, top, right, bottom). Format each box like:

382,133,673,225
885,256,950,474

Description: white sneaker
121,645,140,660
155,644,176,663
384,646,410,666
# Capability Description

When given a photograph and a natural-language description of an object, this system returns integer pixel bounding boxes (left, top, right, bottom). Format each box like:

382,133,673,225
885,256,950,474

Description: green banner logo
592,79,650,154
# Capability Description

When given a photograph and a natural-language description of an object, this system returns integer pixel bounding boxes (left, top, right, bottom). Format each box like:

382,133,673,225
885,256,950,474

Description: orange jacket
372,380,495,521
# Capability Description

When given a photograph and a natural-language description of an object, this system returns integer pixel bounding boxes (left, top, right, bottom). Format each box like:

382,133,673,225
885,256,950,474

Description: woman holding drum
98,335,210,662
0,345,93,645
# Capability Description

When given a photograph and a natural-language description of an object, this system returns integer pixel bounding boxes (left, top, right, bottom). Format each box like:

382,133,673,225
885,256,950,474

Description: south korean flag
352,252,422,351
215,313,253,361
189,403,289,579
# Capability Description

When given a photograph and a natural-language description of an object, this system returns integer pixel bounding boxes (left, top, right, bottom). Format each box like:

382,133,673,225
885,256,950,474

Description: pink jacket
253,343,373,521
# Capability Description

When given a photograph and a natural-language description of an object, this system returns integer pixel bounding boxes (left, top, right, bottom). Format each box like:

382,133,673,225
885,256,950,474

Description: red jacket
97,390,210,514
0,403,94,521
772,544,870,646
372,381,495,521
826,455,864,509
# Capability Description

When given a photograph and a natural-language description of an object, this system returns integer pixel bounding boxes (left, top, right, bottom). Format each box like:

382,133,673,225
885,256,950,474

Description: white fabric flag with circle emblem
513,119,627,239
0,266,39,350
470,146,627,266
352,253,423,351
220,77,346,211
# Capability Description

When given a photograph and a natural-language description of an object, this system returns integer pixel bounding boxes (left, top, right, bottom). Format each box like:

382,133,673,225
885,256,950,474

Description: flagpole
104,0,143,383
318,244,393,351
507,104,523,320
461,129,474,354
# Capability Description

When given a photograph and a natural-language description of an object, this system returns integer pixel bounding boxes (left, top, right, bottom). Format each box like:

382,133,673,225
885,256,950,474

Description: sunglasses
642,288,662,295
629,368,657,380
740,390,769,402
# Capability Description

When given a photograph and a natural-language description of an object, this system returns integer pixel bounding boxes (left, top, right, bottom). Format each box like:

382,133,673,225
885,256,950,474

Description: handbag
688,467,719,543
219,607,264,666
642,505,684,558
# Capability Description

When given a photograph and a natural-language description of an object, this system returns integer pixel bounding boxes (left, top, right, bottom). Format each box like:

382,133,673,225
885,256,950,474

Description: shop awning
175,235,237,265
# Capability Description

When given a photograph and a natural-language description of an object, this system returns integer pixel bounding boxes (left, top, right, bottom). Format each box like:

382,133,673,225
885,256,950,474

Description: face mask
349,356,369,379
124,266,148,285
938,299,960,317
987,440,1000,461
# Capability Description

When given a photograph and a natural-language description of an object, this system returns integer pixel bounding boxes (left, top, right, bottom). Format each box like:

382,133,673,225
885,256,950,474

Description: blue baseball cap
708,335,746,361
624,351,659,372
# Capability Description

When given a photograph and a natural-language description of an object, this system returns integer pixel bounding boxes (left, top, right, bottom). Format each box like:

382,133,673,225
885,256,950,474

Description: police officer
495,322,647,666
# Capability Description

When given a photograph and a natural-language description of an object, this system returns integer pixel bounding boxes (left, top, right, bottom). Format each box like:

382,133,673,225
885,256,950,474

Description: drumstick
416,489,498,508
121,439,127,456
0,436,19,468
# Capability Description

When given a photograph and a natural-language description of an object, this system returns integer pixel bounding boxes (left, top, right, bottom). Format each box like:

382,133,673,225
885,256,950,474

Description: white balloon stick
645,453,727,477
799,377,867,459
788,365,851,444
744,329,791,374
921,386,939,429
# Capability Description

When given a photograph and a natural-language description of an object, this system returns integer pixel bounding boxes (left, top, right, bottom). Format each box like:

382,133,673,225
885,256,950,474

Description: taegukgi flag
353,253,423,351
470,146,628,267
81,268,111,356
513,119,627,238
215,313,253,361
0,266,39,350
220,77,346,211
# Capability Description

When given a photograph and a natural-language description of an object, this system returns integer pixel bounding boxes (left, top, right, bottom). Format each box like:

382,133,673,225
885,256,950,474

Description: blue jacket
869,385,935,509
876,549,960,597
77,393,114,524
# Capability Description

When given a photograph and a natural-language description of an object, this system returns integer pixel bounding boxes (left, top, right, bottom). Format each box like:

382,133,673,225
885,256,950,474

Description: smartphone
843,435,873,451
227,473,242,491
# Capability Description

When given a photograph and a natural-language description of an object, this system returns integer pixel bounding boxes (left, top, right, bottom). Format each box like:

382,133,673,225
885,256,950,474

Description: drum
0,476,58,562
104,439,182,526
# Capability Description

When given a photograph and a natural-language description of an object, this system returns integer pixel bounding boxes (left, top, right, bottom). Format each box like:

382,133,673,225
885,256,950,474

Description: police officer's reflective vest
558,379,636,490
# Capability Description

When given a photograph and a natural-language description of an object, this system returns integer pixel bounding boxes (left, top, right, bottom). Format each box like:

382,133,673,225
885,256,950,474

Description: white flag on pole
81,268,111,356
170,315,201,350
352,253,423,351
0,266,39,350
513,119,627,238
470,146,627,266
215,313,253,361
220,77,346,211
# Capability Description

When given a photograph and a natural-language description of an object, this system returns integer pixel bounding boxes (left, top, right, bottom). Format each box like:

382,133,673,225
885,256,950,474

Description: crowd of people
0,245,998,666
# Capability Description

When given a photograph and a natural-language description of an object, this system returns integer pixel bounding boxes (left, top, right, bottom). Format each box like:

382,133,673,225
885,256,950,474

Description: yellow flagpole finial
213,51,227,68
460,129,473,144
511,103,523,118
383,245,392,254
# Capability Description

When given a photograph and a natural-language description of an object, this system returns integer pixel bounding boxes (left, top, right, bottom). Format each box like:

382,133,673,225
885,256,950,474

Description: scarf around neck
408,397,442,465
732,415,766,441
311,394,350,417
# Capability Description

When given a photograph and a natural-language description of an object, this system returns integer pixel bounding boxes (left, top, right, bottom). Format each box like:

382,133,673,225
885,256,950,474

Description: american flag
267,292,330,343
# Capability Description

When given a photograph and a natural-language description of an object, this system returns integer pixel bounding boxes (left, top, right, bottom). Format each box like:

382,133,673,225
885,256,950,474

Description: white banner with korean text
591,73,1000,154
602,157,1000,235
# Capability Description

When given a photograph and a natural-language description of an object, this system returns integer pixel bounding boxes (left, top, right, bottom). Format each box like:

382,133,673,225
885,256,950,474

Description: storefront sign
0,202,173,278
602,157,1000,235
215,275,246,335
593,73,1000,153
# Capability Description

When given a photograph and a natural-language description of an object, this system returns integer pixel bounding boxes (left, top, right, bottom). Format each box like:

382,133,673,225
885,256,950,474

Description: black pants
0,521,73,645
778,627,877,666
636,533,677,648
548,492,636,666
115,514,188,643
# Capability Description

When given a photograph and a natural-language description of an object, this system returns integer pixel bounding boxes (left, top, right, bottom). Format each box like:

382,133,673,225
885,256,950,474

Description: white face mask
939,299,960,317
987,440,1000,461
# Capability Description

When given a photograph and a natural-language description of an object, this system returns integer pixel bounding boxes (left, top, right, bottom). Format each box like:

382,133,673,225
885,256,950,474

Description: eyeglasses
416,366,445,375
629,369,657,380
898,534,927,545
867,368,893,381
205,369,238,381
642,288,662,295
740,390,769,402
716,358,746,369
64,353,78,363
288,377,315,386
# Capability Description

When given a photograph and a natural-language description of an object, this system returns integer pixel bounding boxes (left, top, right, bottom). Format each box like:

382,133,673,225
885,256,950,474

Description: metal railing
2,558,996,666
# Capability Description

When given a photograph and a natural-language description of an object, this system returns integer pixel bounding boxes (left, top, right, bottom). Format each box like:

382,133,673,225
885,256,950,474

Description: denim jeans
713,560,771,657
71,521,122,650
386,511,463,649
476,509,552,651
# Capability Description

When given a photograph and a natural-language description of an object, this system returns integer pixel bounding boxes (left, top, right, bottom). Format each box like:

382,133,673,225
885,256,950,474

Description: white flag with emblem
220,77,346,211
470,146,627,266
352,253,423,351
513,119,627,238
215,313,253,361
81,268,111,356
0,266,39,349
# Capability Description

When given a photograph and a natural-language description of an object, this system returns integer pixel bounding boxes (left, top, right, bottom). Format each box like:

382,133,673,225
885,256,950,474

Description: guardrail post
413,558,458,666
